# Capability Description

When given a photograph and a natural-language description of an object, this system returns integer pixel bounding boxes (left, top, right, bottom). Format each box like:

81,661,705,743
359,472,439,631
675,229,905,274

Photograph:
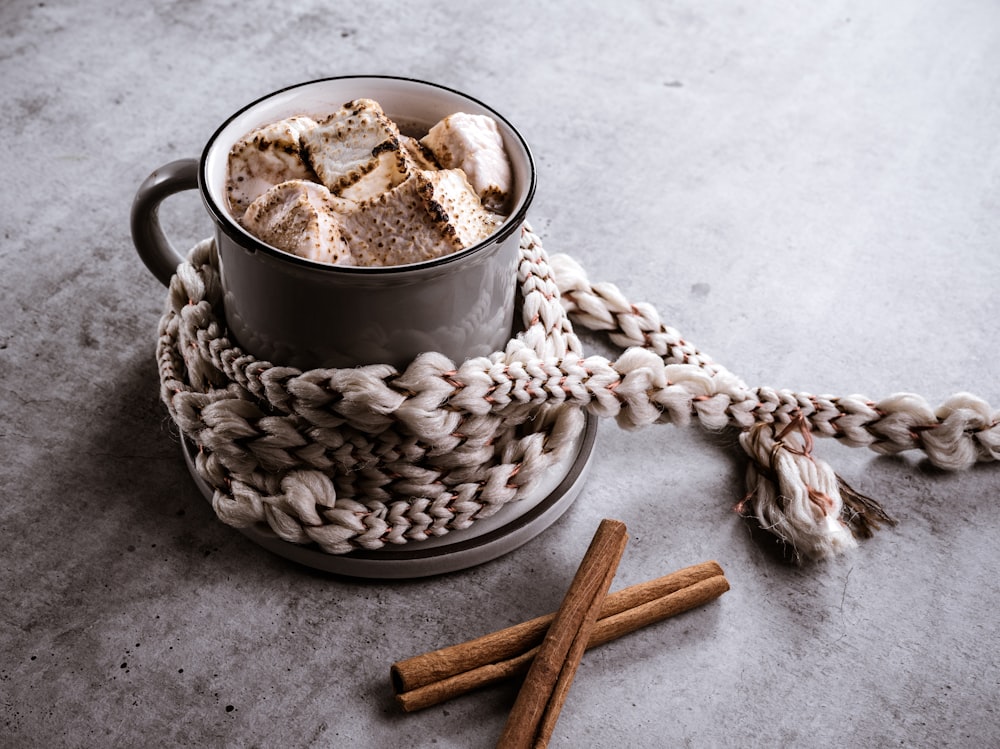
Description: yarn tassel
737,415,894,561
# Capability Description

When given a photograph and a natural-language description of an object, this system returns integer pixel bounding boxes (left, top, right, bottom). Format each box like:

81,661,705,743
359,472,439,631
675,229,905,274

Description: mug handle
130,158,200,287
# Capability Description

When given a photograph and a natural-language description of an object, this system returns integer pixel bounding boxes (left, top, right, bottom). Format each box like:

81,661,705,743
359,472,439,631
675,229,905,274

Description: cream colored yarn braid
157,225,1000,561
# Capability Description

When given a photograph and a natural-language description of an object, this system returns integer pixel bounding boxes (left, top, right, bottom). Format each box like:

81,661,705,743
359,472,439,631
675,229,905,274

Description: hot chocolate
226,98,513,267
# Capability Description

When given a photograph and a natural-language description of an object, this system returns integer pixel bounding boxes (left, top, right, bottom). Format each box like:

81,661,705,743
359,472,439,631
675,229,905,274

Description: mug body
198,76,535,370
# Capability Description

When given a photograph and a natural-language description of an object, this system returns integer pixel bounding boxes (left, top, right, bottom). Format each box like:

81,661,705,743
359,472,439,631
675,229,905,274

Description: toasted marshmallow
301,99,411,202
241,180,354,265
342,169,503,267
400,135,440,172
420,112,512,213
226,116,318,216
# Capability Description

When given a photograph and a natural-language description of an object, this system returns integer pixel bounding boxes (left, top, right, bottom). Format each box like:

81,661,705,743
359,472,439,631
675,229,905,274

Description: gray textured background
3,1,998,746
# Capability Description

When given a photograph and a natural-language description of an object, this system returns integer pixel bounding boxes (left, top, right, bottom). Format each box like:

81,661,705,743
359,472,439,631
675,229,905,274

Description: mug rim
198,75,536,275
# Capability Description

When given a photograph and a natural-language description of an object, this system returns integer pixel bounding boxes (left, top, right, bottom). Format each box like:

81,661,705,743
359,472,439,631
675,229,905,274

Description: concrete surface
2,1,999,746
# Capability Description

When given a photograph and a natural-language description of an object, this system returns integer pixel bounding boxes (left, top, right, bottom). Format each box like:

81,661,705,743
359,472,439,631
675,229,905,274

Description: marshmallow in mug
225,98,514,267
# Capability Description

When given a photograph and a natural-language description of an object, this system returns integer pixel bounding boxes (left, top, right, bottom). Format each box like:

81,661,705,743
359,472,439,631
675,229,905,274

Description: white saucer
181,413,597,578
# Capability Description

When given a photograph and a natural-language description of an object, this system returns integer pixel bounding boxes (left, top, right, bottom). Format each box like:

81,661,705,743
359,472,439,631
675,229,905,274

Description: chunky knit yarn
157,226,999,560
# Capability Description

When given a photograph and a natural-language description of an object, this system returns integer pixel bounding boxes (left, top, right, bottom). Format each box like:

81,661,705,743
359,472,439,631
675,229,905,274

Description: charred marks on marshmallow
226,116,318,215
421,112,512,213
301,99,413,202
343,169,502,267
242,180,354,265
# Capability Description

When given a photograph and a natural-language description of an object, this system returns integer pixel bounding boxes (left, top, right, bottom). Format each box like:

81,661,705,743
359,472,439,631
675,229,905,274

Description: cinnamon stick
392,560,727,712
496,518,628,748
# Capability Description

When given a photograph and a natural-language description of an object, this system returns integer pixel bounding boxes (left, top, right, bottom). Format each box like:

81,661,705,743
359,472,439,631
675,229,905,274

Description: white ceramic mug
131,76,535,370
